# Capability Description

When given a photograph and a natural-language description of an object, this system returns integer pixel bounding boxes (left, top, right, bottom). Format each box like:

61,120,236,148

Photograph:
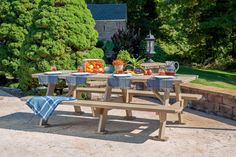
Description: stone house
87,4,127,40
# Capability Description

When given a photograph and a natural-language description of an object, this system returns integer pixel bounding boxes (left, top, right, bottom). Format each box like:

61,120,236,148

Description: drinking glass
77,65,84,72
158,66,165,75
50,65,57,71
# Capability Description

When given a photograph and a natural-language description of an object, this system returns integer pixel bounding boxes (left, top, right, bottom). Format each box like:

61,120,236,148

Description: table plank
32,72,198,84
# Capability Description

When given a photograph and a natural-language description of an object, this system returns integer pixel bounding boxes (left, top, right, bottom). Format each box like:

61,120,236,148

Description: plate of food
113,73,132,77
154,75,175,79
44,71,62,75
71,72,90,76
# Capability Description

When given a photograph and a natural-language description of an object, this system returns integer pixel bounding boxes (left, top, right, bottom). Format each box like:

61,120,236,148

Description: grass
177,66,236,91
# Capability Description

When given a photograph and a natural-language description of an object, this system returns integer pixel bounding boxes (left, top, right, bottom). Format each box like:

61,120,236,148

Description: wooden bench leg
123,91,135,120
177,100,187,124
91,107,100,117
97,108,108,133
74,106,83,114
183,100,188,108
128,94,134,103
157,112,168,141
73,90,84,114
178,113,183,124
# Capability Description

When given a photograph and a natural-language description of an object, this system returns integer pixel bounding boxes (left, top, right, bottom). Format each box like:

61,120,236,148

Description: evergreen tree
19,0,98,90
0,0,40,76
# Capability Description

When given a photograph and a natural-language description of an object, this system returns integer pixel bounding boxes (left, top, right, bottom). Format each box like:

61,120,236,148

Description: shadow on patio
0,110,162,144
0,106,235,144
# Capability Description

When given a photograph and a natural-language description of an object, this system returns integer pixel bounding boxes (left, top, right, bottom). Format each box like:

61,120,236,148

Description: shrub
117,50,131,62
213,54,236,70
103,40,114,52
86,47,104,59
76,47,104,65
18,0,98,91
153,45,168,62
111,29,142,56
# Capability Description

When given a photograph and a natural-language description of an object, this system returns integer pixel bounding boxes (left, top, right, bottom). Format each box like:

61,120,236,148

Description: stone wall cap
181,83,236,96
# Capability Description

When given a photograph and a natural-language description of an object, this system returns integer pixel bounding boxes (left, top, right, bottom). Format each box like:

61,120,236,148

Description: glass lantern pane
150,41,155,54
146,41,150,53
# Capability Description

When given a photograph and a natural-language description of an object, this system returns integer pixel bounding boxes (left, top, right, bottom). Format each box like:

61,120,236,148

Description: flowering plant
112,59,124,65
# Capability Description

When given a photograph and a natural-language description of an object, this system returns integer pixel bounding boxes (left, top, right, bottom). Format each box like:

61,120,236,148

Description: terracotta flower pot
114,64,124,73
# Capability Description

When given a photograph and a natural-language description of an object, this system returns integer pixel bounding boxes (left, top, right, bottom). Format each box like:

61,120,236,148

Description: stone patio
0,94,236,157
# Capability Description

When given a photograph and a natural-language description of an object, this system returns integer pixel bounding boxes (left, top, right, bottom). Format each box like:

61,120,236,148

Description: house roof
87,4,127,21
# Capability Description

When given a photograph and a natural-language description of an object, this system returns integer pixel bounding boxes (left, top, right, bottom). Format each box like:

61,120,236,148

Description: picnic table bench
74,87,202,123
75,87,202,106
61,99,183,141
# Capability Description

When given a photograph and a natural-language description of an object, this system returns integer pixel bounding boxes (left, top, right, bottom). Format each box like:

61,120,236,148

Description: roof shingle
87,4,127,21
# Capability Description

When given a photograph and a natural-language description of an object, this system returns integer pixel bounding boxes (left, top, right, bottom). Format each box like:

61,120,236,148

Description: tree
125,0,159,38
18,0,99,90
157,0,236,68
155,0,191,57
0,0,40,76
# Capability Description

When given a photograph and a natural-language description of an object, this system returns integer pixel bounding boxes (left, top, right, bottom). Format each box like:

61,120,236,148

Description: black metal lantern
145,31,155,62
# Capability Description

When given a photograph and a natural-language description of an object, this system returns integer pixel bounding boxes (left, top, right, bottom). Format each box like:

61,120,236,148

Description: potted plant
127,56,145,74
112,59,124,73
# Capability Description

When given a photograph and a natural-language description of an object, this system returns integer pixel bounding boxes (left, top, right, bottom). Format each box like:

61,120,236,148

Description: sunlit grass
177,66,236,90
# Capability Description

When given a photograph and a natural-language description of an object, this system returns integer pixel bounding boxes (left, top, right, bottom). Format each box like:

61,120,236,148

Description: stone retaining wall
181,83,236,120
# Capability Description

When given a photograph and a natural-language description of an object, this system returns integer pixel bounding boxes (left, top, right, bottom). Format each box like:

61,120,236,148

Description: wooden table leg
152,89,170,117
163,90,170,106
152,89,164,104
122,89,135,120
46,84,56,96
67,85,84,114
174,82,184,124
104,86,112,101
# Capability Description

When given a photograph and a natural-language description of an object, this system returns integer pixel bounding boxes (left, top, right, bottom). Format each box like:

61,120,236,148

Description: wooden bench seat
76,87,122,94
75,87,202,123
75,87,202,106
127,90,202,106
62,100,183,141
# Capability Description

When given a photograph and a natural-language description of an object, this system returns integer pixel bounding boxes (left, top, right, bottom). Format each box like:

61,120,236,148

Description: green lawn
177,66,236,90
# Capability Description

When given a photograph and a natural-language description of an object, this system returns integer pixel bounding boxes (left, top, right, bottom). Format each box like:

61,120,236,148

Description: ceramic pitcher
165,61,179,72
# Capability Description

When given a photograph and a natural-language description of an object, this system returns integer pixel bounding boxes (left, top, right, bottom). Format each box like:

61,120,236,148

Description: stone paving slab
0,96,236,157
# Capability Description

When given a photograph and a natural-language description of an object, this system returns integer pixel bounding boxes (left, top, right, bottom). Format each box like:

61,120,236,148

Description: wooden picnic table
32,72,198,97
32,72,198,125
